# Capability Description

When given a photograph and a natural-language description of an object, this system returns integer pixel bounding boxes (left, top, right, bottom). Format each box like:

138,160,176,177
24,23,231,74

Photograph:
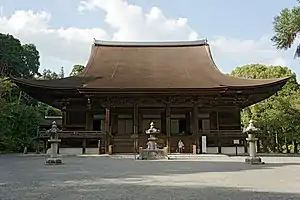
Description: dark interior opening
93,119,101,131
179,119,186,133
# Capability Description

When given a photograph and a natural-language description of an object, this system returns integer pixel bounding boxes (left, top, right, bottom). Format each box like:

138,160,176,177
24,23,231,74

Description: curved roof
77,39,288,89
12,39,289,92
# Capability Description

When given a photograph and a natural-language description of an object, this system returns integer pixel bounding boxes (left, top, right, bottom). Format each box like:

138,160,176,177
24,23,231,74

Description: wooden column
186,112,191,133
85,97,93,131
133,104,139,153
62,105,67,130
82,139,86,154
216,111,221,154
165,103,171,153
84,97,92,154
43,140,47,154
193,103,200,153
244,139,248,153
105,107,111,154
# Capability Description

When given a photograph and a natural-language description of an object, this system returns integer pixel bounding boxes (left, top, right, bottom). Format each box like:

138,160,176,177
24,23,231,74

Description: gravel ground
0,155,300,200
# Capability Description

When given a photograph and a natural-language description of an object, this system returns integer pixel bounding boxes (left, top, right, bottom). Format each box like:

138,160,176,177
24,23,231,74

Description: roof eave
93,39,209,47
10,77,78,90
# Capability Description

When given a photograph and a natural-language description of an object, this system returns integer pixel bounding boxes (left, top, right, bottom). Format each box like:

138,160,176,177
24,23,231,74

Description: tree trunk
294,140,298,154
262,139,268,153
285,137,290,153
275,132,280,153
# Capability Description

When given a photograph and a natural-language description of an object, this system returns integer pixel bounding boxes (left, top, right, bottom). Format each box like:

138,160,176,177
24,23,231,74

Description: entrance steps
77,153,229,160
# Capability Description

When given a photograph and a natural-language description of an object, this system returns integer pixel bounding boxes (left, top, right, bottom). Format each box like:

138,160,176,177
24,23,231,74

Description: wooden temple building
12,40,289,154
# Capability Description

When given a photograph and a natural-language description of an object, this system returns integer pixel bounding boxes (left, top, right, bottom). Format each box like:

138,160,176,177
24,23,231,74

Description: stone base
45,157,64,165
138,148,169,160
245,157,265,165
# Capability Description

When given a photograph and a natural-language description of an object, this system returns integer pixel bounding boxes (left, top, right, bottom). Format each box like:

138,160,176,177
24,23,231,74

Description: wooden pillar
82,139,86,154
35,139,40,154
165,103,171,153
133,104,139,153
244,139,248,153
217,139,222,154
105,107,111,154
186,112,191,133
216,111,221,154
43,140,47,154
85,97,93,131
62,105,67,130
83,97,92,154
193,103,200,153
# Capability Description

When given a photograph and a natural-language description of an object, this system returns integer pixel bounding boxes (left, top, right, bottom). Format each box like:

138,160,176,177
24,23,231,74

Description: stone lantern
138,122,169,160
243,120,264,164
45,121,63,165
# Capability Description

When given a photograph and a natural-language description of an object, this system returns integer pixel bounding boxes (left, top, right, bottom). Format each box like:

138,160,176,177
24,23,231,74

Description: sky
0,0,299,77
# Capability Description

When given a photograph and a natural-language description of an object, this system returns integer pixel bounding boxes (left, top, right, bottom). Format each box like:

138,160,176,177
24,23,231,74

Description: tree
0,100,42,152
231,64,300,153
0,33,40,78
22,44,40,77
69,64,84,76
271,2,300,57
0,33,62,153
59,66,65,78
40,69,59,80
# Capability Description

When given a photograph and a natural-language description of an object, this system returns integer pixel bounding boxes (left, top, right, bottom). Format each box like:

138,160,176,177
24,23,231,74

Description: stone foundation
138,147,169,160
245,157,265,165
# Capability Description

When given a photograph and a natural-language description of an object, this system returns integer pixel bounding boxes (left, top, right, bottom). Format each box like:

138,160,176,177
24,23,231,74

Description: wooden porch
37,129,246,154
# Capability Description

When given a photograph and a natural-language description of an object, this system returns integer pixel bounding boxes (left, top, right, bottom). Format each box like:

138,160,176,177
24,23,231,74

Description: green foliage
231,64,300,153
59,66,65,78
0,33,40,77
0,100,42,152
0,78,19,102
40,69,59,80
69,64,84,76
22,44,40,77
271,3,300,57
0,33,62,153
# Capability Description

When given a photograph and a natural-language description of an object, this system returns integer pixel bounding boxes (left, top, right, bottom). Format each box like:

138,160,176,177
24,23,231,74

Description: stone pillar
192,103,200,153
165,103,171,153
246,133,258,159
244,120,264,164
45,121,63,165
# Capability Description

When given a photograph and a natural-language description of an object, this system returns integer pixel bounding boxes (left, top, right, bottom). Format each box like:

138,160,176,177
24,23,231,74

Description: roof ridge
93,39,208,47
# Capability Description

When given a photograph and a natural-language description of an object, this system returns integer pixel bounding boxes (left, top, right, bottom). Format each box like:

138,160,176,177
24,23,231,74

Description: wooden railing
38,131,106,139
37,130,245,139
